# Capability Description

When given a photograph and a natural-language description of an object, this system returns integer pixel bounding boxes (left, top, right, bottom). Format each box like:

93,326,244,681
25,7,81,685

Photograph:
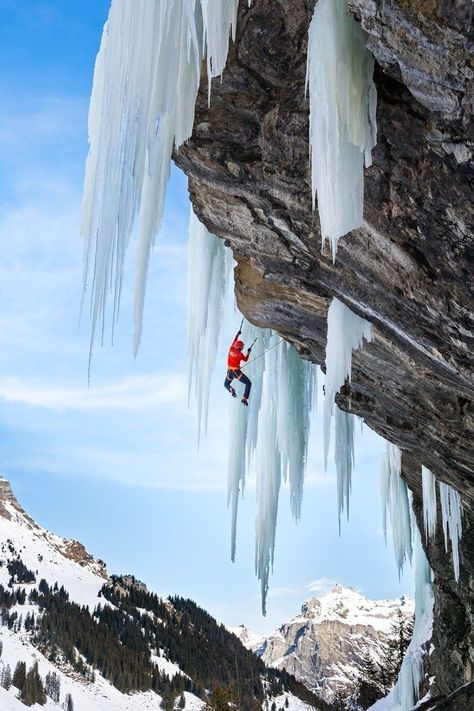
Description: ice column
323,298,372,523
439,481,462,582
380,443,413,575
187,210,232,441
306,0,377,257
421,465,437,541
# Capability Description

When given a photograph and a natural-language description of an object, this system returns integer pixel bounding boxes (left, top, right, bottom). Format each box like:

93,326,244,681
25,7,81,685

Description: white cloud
305,577,338,597
0,373,186,411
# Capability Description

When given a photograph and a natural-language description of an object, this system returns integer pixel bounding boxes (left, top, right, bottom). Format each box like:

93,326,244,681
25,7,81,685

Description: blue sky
0,0,413,634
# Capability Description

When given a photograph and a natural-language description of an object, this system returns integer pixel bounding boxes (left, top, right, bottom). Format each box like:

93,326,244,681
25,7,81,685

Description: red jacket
227,335,249,369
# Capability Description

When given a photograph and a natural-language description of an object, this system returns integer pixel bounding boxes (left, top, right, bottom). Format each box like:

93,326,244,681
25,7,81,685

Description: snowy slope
244,584,414,703
0,480,106,611
0,477,203,711
228,624,264,650
0,478,318,711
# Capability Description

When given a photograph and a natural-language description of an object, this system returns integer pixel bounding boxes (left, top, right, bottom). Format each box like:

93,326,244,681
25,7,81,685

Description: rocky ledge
174,0,473,706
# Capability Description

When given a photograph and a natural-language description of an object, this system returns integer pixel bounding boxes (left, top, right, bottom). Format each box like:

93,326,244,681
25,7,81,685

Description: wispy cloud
0,374,186,411
305,578,338,597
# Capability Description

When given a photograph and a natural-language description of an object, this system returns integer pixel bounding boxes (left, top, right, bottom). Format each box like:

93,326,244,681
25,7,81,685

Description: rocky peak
0,475,35,524
0,477,107,579
256,586,414,702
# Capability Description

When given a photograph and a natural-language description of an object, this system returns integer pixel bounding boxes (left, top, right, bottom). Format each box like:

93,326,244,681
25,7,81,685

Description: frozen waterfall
380,443,413,575
306,0,377,257
229,333,316,614
185,213,316,609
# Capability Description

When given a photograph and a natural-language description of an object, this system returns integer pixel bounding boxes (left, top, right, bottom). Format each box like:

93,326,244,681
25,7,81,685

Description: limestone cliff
173,1,473,707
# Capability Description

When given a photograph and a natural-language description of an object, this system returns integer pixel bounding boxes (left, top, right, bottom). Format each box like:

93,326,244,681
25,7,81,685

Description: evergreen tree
45,670,61,702
12,660,26,690
160,687,176,711
20,662,46,706
63,693,74,711
1,663,12,690
204,683,239,710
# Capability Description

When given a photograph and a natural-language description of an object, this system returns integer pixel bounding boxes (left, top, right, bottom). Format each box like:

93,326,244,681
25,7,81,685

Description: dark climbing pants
224,369,252,399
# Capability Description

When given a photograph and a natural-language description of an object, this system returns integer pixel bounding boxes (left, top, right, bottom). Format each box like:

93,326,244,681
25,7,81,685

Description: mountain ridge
233,584,414,703
0,477,326,711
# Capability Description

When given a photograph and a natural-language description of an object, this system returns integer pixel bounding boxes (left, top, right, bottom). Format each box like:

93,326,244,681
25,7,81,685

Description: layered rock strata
174,0,473,706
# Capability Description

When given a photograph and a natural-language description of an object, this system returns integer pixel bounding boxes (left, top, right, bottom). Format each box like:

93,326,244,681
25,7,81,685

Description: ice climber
224,328,252,406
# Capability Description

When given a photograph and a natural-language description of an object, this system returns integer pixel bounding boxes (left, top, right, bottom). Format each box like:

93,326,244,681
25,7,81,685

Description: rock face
174,0,473,707
252,585,414,703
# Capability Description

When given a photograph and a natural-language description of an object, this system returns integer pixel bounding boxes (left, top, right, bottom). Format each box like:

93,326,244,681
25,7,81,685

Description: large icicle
82,0,239,354
370,532,434,711
421,465,437,541
276,342,316,520
200,0,239,102
306,0,377,257
380,443,413,575
439,481,463,582
227,323,267,562
187,210,232,441
323,298,373,466
225,329,316,610
255,335,283,614
323,297,372,528
334,406,355,530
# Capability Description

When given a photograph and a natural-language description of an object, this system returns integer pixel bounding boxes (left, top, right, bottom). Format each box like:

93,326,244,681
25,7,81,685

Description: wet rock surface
174,0,473,705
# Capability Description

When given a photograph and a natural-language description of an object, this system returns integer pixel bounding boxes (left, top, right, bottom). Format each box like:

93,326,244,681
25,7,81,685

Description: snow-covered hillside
0,477,205,711
239,584,414,703
0,478,320,711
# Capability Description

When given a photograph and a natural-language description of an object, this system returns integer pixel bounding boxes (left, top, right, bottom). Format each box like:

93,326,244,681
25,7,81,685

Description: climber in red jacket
224,329,252,406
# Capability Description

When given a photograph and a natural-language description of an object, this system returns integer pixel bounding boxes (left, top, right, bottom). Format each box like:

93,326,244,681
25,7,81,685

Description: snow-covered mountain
238,585,414,704
0,477,324,711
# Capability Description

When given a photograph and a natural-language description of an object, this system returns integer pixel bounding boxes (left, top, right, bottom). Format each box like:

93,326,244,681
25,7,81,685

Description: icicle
380,442,413,575
372,532,434,711
255,333,283,615
306,0,377,257
228,400,250,563
200,0,239,103
323,298,373,469
439,481,462,581
82,0,240,355
227,323,266,562
225,329,315,610
276,342,316,521
187,210,232,442
335,407,355,531
421,465,437,541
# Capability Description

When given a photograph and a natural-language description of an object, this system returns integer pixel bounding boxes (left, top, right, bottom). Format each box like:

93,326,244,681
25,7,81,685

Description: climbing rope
241,337,285,369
